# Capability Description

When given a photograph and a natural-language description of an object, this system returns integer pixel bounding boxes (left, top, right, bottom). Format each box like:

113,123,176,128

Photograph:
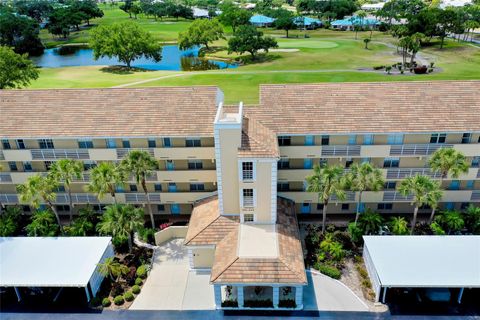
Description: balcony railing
390,144,452,156
477,168,480,178
31,149,90,160
331,191,356,201
386,168,442,179
0,173,12,183
0,194,18,204
55,193,99,204
125,193,161,203
116,148,154,159
383,191,413,202
321,145,361,156
472,191,480,201
0,150,4,160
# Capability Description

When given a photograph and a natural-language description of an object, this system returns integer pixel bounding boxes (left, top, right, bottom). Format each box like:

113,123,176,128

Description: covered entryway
363,236,480,307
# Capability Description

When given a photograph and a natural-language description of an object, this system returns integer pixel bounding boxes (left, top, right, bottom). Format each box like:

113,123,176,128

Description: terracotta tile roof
238,116,279,158
210,198,307,285
0,87,222,139
253,81,480,134
184,196,239,246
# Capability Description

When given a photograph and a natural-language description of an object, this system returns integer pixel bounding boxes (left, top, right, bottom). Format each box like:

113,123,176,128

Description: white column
14,287,22,302
295,286,303,309
457,288,464,304
214,285,222,309
188,249,195,270
237,286,244,308
382,287,388,304
273,286,279,308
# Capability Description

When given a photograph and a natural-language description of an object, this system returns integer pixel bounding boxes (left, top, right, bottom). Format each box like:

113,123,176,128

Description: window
278,159,289,169
56,185,66,192
387,134,404,145
384,181,397,190
383,157,400,168
16,139,26,149
242,161,254,180
186,138,201,147
168,183,177,192
154,183,162,191
445,202,455,210
461,133,471,144
157,204,165,212
449,180,460,190
163,138,171,147
56,205,70,212
378,203,393,210
345,158,354,168
278,136,291,146
316,203,324,210
8,162,18,171
106,139,117,148
303,158,313,169
244,214,254,222
301,203,311,214
188,160,203,170
38,139,54,149
430,133,446,144
78,139,93,149
44,161,54,170
115,185,125,193
170,203,181,214
130,184,138,192
166,160,175,171
472,157,480,168
2,139,11,149
93,205,105,212
190,183,205,191
83,161,96,170
348,135,356,145
242,189,254,207
362,157,371,163
22,205,31,213
277,183,289,191
319,158,328,167
341,204,349,211
363,134,374,145
122,139,131,148
461,203,470,210
321,135,330,146
23,162,32,172
305,135,314,146
148,138,156,148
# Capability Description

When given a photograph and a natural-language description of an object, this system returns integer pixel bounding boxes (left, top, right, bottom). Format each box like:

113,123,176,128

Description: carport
363,236,480,304
0,237,114,302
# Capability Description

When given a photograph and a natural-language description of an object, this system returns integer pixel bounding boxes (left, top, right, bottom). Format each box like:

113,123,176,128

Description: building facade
1,82,479,219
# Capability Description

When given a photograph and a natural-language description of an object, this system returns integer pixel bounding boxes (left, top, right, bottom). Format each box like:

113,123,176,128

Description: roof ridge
185,214,221,245
210,228,240,282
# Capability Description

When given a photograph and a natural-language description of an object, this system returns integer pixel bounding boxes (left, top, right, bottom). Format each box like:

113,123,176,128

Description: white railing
55,193,99,204
31,149,90,160
383,191,413,202
0,173,12,183
321,145,361,156
386,168,442,179
125,193,161,203
472,191,480,201
331,191,356,201
390,144,452,156
116,148,154,159
0,194,18,203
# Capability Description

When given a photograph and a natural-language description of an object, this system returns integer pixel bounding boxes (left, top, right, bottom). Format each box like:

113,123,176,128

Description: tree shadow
100,66,153,75
239,53,281,65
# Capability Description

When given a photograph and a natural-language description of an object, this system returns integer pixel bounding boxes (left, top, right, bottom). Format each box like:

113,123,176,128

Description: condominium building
1,81,479,309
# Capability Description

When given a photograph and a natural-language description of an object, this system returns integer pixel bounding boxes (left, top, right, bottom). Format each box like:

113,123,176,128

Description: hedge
316,263,341,279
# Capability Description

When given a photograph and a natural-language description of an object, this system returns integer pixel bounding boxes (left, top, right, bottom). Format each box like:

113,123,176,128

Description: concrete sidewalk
130,239,215,310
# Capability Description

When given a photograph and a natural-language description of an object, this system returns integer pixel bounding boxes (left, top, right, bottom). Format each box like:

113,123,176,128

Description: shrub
124,291,134,302
373,65,385,70
358,266,369,279
110,282,124,297
136,265,148,279
132,285,141,294
91,296,102,307
102,298,111,307
221,300,238,308
135,277,143,285
114,295,125,306
316,263,341,279
278,299,296,308
362,279,372,289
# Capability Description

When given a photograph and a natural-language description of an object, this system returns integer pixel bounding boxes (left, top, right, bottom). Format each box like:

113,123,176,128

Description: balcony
0,173,12,183
383,190,474,202
116,148,154,159
0,150,4,160
31,149,90,160
321,145,361,157
386,168,442,180
472,191,480,201
389,144,452,156
0,194,18,204
153,147,215,160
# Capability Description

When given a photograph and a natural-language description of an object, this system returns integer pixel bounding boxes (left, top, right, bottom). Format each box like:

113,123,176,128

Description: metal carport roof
363,236,480,288
0,237,112,287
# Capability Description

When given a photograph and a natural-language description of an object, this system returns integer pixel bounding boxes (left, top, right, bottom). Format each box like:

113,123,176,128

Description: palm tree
429,148,469,184
426,181,443,223
399,174,436,234
306,165,346,233
345,162,384,225
442,210,464,234
97,204,144,252
389,216,409,235
97,257,129,281
17,174,64,233
49,159,83,221
88,162,126,204
68,216,95,236
0,206,21,236
357,209,383,235
25,210,59,236
464,204,480,234
121,150,158,228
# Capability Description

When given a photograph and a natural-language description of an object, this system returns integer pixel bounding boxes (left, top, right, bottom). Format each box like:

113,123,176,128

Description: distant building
331,16,380,31
249,14,275,27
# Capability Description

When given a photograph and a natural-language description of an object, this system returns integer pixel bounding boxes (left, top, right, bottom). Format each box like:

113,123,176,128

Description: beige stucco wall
192,247,215,268
217,128,241,214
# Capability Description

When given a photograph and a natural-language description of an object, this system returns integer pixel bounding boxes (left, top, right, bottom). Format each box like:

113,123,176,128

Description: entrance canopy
0,237,113,288
363,236,480,288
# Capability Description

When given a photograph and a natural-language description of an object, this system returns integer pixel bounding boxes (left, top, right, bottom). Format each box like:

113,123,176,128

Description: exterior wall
192,247,215,269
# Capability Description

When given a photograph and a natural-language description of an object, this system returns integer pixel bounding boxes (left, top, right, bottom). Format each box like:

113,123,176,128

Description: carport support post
273,286,279,308
237,286,244,308
295,285,303,309
457,288,464,304
382,287,387,304
214,285,221,309
14,287,22,302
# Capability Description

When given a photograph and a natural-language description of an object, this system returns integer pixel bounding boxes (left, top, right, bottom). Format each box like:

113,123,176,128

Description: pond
31,45,238,71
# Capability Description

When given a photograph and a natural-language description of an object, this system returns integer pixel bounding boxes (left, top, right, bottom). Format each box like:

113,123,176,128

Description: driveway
304,270,369,312
130,239,215,310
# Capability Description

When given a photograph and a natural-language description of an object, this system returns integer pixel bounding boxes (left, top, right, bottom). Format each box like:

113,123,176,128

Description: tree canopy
218,1,252,32
0,9,44,55
0,46,39,89
179,18,224,50
228,25,278,59
90,22,162,68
